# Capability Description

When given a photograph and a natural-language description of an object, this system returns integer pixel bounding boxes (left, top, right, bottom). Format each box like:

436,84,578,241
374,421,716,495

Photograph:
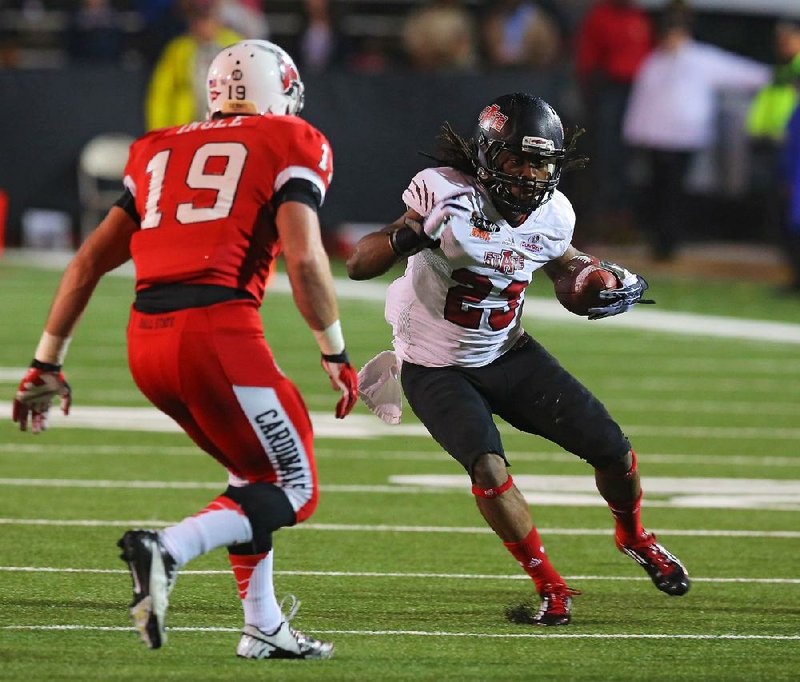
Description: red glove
12,360,72,434
321,351,358,419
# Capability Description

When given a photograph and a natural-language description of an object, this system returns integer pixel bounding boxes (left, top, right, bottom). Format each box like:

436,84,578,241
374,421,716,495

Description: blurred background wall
0,0,797,255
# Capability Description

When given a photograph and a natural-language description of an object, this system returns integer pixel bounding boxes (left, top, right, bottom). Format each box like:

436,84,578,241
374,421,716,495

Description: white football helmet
207,40,305,117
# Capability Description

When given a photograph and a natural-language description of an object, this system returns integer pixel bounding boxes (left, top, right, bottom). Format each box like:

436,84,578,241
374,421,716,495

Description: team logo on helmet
275,49,301,97
478,104,508,132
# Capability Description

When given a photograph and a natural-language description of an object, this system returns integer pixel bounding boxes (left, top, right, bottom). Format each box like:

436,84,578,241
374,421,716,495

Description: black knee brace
224,482,296,554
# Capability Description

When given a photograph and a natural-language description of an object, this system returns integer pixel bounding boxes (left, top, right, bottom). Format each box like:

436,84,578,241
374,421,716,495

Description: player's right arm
13,206,138,433
346,197,469,280
276,200,357,418
345,211,416,281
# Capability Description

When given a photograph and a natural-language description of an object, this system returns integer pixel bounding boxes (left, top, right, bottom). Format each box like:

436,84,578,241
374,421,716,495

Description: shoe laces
640,542,679,575
629,533,678,575
540,584,581,612
280,594,301,623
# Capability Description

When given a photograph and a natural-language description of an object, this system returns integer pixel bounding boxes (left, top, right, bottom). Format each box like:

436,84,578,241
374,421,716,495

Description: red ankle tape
472,475,514,499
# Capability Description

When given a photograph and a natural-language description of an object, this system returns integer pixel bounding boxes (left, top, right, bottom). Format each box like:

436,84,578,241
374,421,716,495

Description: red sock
609,491,645,547
228,551,269,599
503,527,564,593
603,451,646,546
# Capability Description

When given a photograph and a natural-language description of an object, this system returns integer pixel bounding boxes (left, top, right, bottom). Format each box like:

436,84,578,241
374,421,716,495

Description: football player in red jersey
12,40,356,660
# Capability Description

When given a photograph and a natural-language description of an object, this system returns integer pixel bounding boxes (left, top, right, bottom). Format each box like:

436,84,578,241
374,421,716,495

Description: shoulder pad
402,167,477,216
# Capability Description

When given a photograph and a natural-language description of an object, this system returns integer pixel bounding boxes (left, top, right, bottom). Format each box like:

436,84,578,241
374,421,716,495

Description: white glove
357,350,402,425
422,197,471,241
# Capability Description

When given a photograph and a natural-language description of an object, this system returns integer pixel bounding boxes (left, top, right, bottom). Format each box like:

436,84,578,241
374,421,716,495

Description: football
553,256,619,316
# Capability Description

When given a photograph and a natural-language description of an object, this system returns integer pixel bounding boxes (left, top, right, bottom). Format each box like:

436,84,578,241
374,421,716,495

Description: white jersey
386,166,575,367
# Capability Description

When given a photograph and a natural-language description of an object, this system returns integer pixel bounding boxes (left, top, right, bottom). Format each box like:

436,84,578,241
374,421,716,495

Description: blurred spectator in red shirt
575,0,653,237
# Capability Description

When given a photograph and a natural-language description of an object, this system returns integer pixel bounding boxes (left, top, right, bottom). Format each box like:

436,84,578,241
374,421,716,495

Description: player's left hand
422,196,471,241
12,361,72,434
588,261,655,320
321,351,358,419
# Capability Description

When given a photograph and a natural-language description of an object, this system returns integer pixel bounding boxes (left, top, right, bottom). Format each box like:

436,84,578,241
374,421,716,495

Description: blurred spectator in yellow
622,1,769,260
575,0,653,236
747,17,800,145
403,0,477,72
294,0,349,73
483,0,561,69
779,77,800,292
745,18,800,250
67,0,125,64
145,0,241,130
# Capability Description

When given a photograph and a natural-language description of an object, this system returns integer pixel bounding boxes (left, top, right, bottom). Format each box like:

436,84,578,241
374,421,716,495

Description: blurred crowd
2,0,800,289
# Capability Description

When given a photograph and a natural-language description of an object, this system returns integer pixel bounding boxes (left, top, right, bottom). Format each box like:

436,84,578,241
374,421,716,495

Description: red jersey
575,1,653,84
123,114,333,303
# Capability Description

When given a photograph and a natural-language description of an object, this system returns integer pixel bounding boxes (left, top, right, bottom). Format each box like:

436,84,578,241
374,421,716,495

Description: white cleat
237,598,333,660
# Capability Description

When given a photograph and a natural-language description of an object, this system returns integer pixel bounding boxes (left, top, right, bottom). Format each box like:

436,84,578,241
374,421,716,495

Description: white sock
229,550,282,632
161,497,253,567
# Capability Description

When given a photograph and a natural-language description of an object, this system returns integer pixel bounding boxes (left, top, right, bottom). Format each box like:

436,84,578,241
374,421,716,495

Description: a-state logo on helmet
207,40,305,117
474,93,565,220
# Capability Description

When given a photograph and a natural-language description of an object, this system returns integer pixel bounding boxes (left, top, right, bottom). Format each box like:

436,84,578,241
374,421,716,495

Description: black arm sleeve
272,178,322,212
113,188,141,225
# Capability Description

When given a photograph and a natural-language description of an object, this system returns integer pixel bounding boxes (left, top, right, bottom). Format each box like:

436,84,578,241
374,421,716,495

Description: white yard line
4,248,800,344
2,474,799,511
1,443,798,468
1,402,799,440
1,517,798,539
0,624,798,640
1,565,799,585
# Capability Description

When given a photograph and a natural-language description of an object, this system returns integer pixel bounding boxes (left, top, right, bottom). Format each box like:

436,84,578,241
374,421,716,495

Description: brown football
554,256,619,316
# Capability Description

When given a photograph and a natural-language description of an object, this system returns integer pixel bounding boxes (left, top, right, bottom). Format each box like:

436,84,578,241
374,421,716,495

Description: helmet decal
277,51,301,96
478,104,508,132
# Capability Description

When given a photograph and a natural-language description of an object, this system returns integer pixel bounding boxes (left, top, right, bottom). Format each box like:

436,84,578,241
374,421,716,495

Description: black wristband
31,358,61,372
322,350,350,365
389,225,424,257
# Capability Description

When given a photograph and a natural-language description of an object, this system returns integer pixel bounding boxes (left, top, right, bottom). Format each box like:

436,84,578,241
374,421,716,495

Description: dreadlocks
427,121,588,176
430,121,480,175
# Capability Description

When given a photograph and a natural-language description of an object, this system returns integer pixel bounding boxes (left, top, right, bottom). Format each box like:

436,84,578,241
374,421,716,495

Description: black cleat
117,529,178,649
618,532,690,596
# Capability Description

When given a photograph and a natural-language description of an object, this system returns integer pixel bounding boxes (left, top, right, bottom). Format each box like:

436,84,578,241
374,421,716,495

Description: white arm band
35,331,72,366
312,320,345,356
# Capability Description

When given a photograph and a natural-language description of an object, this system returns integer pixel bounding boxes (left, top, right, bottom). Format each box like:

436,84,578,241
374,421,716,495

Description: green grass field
1,256,799,681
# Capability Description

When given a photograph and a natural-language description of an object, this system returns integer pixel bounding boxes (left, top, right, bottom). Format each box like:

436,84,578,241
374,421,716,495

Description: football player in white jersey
347,93,689,626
